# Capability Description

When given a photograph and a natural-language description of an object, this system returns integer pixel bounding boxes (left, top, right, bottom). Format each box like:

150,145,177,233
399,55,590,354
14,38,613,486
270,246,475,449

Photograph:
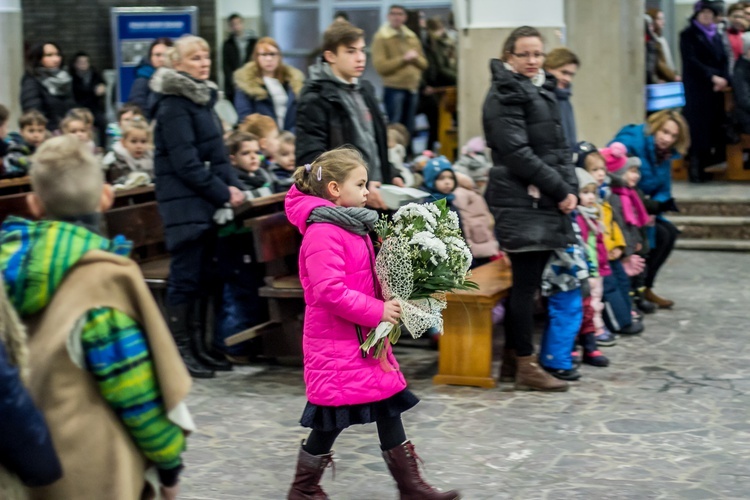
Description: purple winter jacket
285,185,407,406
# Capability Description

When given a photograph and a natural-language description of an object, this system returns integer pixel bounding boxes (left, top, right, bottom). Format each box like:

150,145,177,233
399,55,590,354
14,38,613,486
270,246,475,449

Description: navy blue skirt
300,389,419,432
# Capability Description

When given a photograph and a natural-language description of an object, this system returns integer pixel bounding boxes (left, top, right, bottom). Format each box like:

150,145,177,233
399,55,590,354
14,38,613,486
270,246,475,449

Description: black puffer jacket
20,72,76,131
295,61,392,184
151,68,244,251
483,59,578,252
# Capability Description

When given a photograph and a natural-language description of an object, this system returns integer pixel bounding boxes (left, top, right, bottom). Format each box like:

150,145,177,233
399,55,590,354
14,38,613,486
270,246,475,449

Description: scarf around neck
307,206,378,235
611,186,650,227
36,67,72,97
693,19,718,40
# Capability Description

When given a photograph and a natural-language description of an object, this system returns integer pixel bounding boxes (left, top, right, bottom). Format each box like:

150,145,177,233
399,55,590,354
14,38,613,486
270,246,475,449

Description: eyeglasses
511,52,546,60
258,52,280,58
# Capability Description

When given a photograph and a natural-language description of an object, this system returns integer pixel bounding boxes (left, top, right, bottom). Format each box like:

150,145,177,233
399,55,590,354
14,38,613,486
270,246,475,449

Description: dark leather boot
644,288,675,309
190,299,232,371
166,304,215,379
383,441,461,500
514,355,568,392
499,347,516,382
688,156,705,184
287,442,334,500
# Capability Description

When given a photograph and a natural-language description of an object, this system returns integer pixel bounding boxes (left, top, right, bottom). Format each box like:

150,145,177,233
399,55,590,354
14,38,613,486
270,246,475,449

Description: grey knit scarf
36,68,72,97
307,206,378,235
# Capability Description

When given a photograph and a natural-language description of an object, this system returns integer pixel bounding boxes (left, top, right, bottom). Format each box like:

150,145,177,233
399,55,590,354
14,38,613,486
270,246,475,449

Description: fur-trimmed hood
233,61,305,100
149,68,218,106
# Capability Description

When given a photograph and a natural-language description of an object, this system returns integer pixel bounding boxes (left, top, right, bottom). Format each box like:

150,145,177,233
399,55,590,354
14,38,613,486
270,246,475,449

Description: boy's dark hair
0,105,9,126
322,21,365,56
26,42,63,73
225,130,259,156
228,13,242,23
117,103,144,121
501,26,544,61
334,11,349,21
19,110,48,129
389,4,407,14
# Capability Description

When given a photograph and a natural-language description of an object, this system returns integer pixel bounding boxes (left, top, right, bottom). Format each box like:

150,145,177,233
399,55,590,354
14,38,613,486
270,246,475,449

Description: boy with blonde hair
0,135,193,499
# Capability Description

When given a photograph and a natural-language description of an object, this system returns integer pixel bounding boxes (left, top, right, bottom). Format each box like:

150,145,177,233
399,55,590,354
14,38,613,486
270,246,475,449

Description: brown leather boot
514,355,569,392
288,442,334,500
499,347,516,382
644,288,674,309
383,441,461,500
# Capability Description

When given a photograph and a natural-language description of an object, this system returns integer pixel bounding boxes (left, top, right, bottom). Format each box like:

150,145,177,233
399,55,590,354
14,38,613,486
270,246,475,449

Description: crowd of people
0,2,728,499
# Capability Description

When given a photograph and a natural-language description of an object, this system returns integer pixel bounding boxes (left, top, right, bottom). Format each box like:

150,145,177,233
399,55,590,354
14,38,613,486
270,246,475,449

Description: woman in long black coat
151,35,247,378
20,42,76,131
680,1,730,183
483,26,578,392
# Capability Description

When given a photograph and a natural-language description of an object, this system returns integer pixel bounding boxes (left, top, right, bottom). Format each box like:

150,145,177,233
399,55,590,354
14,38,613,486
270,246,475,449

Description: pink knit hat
462,137,486,155
599,142,628,173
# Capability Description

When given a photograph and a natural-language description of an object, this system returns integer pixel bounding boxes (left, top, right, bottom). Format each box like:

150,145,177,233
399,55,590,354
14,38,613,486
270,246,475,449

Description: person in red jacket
284,147,460,500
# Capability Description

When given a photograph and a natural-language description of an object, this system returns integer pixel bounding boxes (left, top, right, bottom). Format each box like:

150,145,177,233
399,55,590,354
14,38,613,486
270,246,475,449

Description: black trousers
167,230,218,307
646,218,679,289
505,250,551,357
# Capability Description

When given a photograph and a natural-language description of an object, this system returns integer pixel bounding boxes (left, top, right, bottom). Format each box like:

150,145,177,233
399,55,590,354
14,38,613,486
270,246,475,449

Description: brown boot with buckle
499,347,516,382
514,355,569,392
288,441,334,500
644,288,674,309
383,441,461,500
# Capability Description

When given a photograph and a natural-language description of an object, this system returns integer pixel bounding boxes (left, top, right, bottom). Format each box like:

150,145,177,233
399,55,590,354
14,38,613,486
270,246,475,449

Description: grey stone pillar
0,0,23,131
564,0,646,146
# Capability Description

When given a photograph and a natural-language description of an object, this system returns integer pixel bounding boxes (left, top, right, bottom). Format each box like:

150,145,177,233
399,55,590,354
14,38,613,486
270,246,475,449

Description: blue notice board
111,7,197,105
646,82,685,112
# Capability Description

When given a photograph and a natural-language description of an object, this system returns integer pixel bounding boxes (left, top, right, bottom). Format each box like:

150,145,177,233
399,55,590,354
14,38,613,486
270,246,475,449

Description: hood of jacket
375,23,419,40
233,61,305,100
306,60,361,91
489,59,554,106
103,141,154,172
149,68,218,106
285,184,337,236
0,218,131,317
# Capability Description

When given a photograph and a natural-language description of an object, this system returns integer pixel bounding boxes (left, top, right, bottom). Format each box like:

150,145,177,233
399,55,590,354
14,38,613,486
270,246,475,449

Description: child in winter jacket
240,113,287,193
421,155,458,206
270,131,296,191
539,214,588,382
599,143,647,335
102,116,154,187
387,127,416,187
0,105,9,166
453,171,500,268
0,135,193,499
453,136,492,193
3,110,47,178
574,168,611,367
284,146,459,500
211,131,272,362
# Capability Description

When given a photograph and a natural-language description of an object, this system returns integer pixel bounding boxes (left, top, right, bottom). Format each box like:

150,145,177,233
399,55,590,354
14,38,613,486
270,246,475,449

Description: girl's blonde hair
646,109,690,156
293,146,367,200
166,35,210,67
67,107,94,127
121,116,152,142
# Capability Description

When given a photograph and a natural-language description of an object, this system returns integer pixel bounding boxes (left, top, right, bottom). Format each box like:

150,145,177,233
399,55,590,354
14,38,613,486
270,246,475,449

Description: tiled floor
181,249,750,499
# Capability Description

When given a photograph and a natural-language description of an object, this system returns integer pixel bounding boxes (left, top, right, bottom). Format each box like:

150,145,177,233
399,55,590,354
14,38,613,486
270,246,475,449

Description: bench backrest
104,201,165,261
245,211,300,264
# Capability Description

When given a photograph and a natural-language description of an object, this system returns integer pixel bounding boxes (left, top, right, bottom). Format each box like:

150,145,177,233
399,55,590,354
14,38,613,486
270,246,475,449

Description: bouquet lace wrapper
360,201,476,360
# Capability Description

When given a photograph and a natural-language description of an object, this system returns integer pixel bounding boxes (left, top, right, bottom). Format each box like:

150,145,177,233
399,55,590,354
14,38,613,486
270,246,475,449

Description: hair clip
305,163,312,172
317,166,323,182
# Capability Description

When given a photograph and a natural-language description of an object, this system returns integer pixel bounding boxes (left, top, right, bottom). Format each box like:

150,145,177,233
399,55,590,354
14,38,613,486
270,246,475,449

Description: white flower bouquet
360,199,478,358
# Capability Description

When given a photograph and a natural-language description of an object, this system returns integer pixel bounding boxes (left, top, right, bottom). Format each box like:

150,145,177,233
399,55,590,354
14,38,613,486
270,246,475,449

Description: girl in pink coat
284,147,460,500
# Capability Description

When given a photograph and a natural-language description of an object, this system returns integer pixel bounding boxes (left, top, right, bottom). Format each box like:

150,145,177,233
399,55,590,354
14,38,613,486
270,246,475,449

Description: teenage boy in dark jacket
296,21,402,210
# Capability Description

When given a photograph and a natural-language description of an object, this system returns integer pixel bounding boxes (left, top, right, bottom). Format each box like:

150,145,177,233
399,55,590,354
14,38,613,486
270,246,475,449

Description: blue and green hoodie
0,216,186,481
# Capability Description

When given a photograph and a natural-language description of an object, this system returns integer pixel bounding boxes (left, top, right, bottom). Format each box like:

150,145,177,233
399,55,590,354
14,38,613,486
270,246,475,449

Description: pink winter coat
285,185,407,407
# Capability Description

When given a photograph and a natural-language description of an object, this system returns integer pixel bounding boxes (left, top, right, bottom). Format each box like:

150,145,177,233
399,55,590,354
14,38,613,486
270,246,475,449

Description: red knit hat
599,142,628,173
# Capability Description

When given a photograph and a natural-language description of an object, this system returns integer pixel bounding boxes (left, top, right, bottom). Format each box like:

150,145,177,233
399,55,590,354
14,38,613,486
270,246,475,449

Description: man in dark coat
680,1,730,182
296,21,399,210
222,14,257,103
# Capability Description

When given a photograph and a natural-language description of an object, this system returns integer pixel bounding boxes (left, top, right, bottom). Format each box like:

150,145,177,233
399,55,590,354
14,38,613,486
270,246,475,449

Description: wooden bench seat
433,258,512,388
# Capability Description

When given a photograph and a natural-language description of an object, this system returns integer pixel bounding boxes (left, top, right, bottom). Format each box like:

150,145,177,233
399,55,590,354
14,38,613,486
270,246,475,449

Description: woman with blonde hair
611,109,690,308
233,36,305,131
150,35,247,377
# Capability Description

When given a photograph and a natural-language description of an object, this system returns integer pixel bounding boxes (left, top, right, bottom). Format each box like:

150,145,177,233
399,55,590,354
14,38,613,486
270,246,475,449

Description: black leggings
646,219,679,288
302,416,407,456
505,250,552,357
